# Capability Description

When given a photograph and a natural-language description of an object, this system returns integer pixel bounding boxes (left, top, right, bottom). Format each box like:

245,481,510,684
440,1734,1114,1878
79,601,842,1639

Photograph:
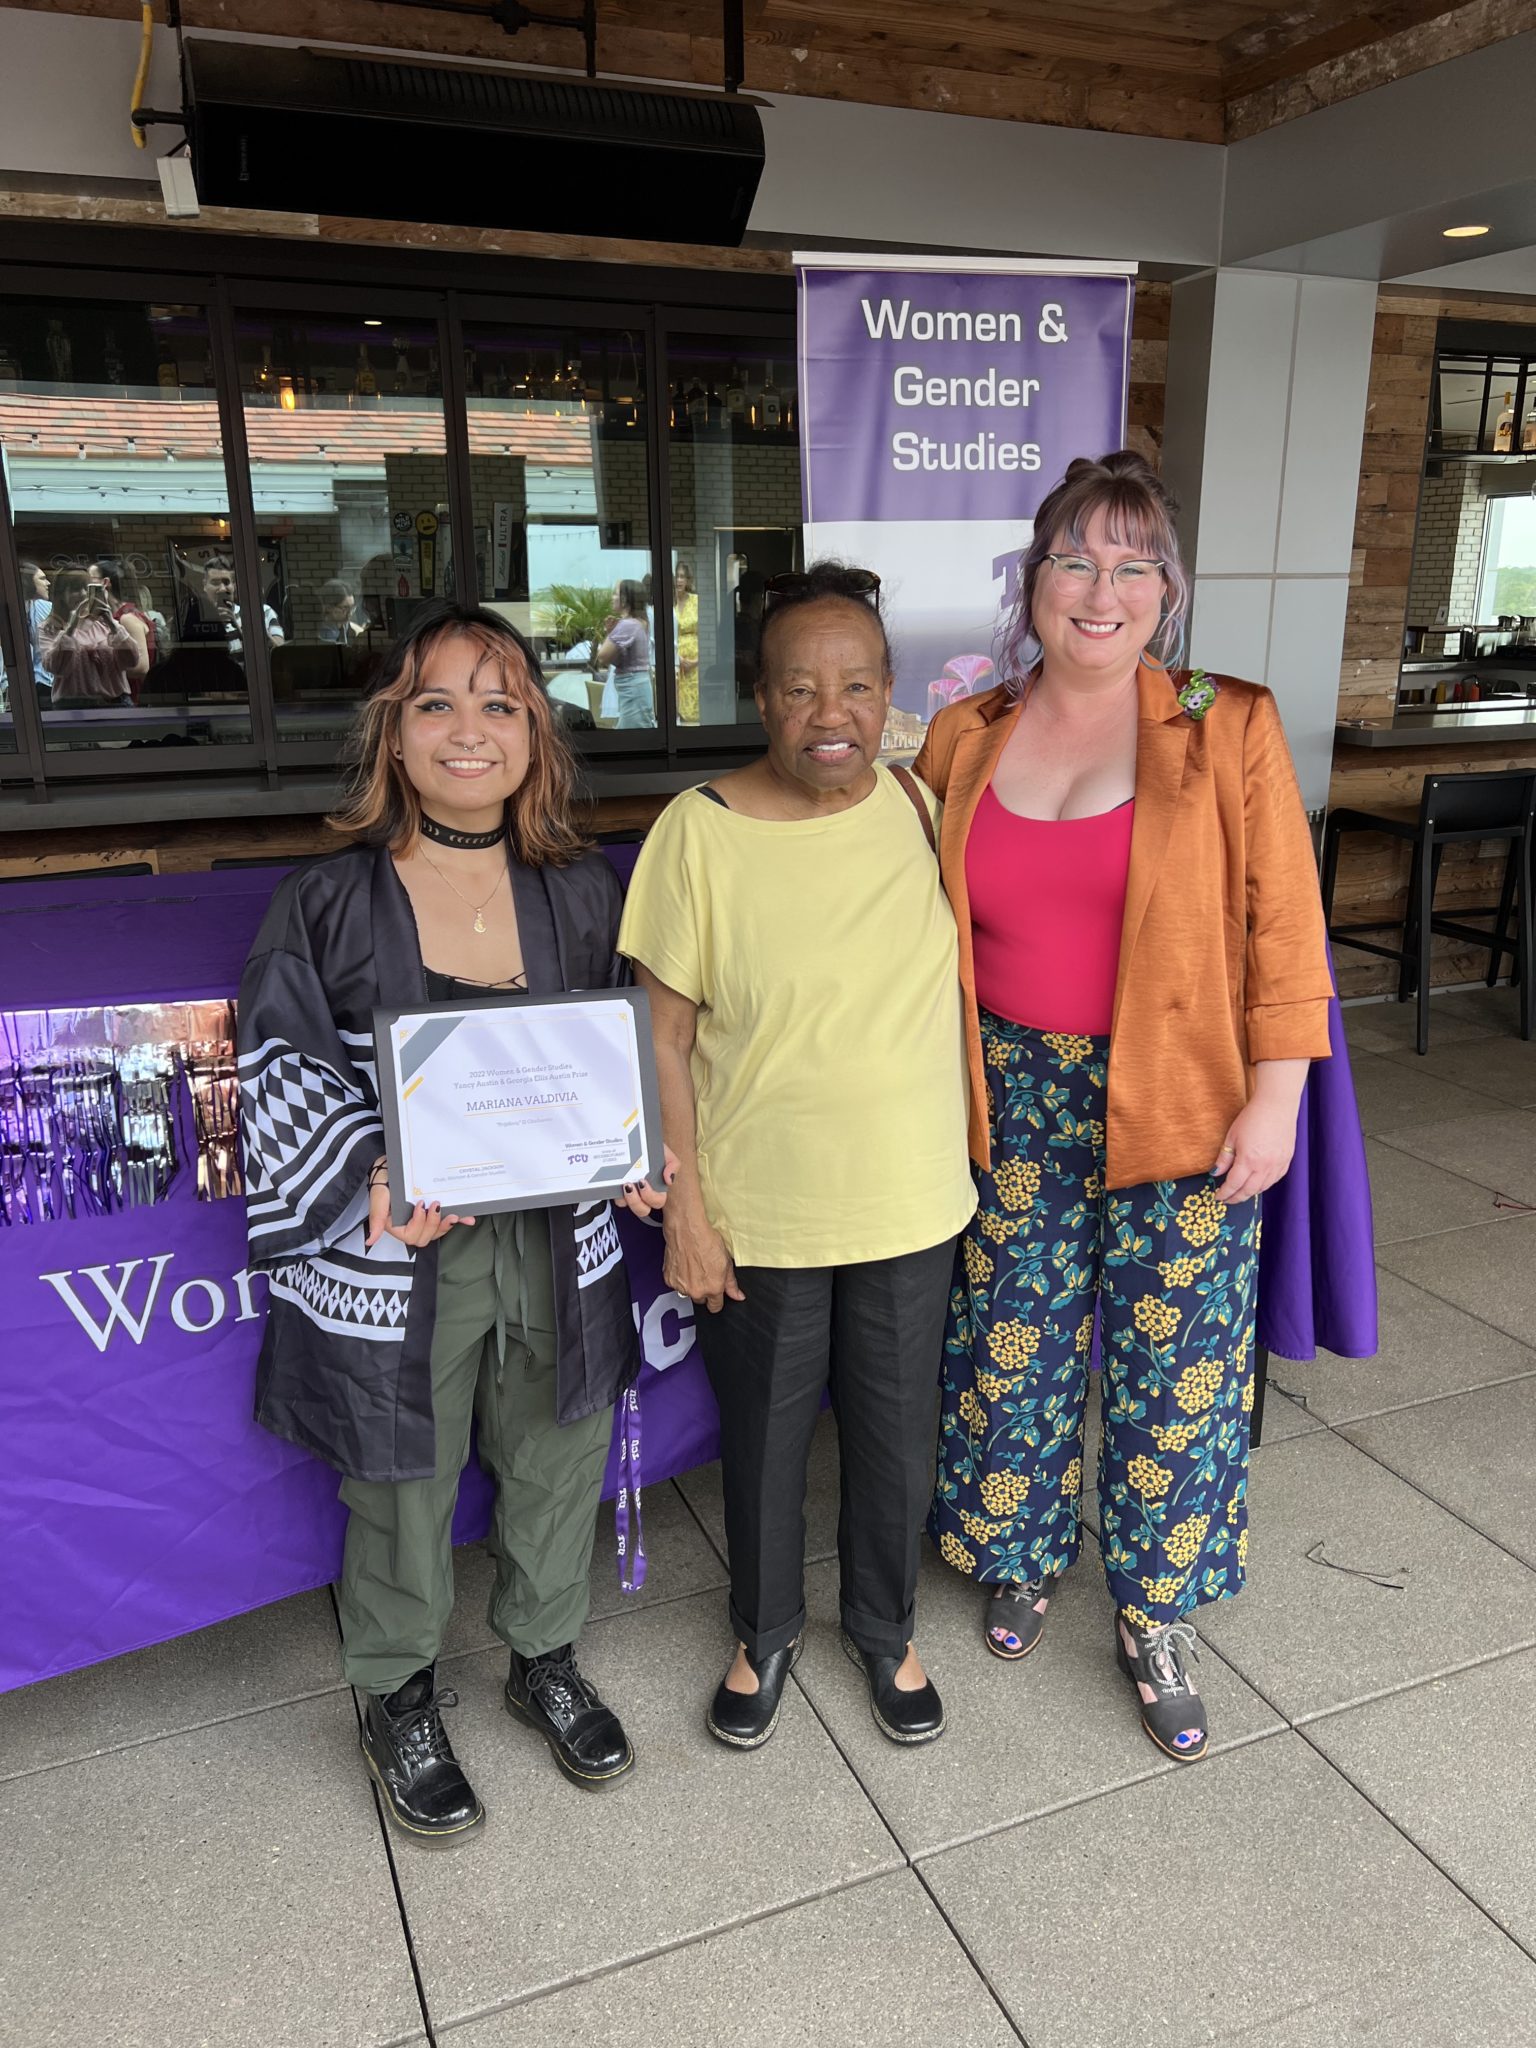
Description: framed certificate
373,988,664,1225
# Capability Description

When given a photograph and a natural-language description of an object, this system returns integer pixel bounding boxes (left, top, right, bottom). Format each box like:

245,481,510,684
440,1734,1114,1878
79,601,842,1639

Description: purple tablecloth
1,860,1376,1690
0,850,725,1693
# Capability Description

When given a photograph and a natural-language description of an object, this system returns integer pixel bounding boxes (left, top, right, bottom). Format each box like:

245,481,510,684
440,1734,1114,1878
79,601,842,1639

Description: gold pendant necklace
420,847,503,934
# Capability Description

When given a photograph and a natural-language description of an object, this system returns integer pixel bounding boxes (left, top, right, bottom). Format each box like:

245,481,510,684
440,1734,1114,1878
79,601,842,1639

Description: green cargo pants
336,1207,614,1695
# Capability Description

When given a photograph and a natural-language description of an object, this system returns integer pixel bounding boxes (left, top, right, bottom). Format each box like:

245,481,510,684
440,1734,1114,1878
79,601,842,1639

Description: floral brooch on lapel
1176,668,1217,721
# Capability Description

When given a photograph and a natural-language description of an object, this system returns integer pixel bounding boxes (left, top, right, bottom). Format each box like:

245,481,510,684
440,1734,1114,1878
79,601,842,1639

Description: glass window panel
1478,497,1536,620
235,309,449,745
1489,359,1527,453
0,587,24,755
0,297,249,758
1431,357,1487,453
463,320,653,736
663,339,799,733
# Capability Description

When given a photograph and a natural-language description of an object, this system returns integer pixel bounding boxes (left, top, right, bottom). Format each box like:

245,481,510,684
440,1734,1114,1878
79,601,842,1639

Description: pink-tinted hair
997,449,1190,694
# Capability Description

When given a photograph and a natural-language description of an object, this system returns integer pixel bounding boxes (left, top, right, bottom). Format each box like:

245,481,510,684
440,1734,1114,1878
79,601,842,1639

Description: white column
1160,269,1378,814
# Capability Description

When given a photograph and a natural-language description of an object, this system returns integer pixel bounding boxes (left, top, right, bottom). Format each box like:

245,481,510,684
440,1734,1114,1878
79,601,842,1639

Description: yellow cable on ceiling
131,2,154,150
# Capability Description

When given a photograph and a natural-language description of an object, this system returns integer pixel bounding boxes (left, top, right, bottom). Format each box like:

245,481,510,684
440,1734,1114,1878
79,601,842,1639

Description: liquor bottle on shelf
355,344,378,399
46,319,73,385
102,326,125,386
254,343,275,395
424,346,441,394
157,340,180,391
724,362,746,421
1494,390,1515,452
706,377,723,427
199,346,215,390
392,338,411,394
685,373,709,428
759,361,782,431
463,343,479,396
1522,401,1536,453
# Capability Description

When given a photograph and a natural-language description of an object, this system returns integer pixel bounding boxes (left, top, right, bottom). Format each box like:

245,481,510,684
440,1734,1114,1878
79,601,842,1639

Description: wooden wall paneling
1224,0,1536,138
15,0,1513,145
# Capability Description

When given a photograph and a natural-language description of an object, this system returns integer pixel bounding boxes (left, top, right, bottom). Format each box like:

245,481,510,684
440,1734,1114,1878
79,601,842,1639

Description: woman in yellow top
674,558,700,724
620,563,974,1750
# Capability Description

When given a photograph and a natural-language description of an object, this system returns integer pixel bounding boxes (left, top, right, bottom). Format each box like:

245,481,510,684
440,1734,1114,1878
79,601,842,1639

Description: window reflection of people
38,571,137,707
180,553,284,656
19,561,51,675
90,557,154,701
595,579,654,729
316,577,365,645
732,569,768,701
673,559,699,723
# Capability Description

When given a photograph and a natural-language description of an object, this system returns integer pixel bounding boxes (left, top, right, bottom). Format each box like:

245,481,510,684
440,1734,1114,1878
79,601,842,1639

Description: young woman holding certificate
238,603,668,1839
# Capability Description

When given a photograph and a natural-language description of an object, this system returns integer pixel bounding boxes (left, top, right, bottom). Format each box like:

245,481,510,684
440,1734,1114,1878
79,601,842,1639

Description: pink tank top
965,785,1135,1036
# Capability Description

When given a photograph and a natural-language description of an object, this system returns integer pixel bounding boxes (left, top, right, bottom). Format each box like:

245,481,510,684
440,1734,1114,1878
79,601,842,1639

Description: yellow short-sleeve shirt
618,768,976,1268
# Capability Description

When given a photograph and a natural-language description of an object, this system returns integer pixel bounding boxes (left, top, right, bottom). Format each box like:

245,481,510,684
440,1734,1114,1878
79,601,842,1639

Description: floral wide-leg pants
928,1011,1261,1629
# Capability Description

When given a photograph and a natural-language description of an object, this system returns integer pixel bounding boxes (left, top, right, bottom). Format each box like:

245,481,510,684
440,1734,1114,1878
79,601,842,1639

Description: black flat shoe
505,1644,634,1789
843,1636,946,1745
706,1638,802,1749
984,1576,1052,1660
361,1666,484,1838
1115,1617,1208,1763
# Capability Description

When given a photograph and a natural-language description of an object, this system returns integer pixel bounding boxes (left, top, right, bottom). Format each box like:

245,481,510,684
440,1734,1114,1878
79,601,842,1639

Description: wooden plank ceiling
9,0,1529,143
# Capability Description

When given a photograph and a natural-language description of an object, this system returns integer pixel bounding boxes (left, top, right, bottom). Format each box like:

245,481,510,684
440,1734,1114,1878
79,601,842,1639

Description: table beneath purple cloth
0,849,723,1694
0,860,1377,1691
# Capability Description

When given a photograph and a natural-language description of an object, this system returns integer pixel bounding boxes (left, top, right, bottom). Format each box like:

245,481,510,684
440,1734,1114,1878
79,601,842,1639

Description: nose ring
463,739,482,751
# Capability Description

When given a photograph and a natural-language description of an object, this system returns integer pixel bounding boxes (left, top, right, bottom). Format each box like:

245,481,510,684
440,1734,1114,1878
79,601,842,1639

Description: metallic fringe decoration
0,1000,241,1225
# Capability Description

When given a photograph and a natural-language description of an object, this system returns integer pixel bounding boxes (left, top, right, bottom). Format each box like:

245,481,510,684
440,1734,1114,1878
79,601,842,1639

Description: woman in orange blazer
918,451,1332,1764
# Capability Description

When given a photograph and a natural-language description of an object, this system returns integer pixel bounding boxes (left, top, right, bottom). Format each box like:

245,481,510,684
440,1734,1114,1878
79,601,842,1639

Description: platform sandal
983,1576,1052,1661
1115,1616,1208,1762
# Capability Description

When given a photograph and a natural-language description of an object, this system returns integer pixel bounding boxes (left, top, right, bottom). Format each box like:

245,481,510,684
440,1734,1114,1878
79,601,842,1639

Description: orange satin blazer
915,664,1333,1191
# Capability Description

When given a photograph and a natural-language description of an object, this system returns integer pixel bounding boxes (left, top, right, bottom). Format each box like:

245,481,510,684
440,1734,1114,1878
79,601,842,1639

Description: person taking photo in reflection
620,563,974,1752
89,557,154,701
238,602,670,1840
38,569,137,708
920,452,1333,1764
179,551,284,657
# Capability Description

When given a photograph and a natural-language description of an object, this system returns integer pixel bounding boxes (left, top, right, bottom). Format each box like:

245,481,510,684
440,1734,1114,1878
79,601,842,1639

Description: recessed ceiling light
364,318,383,327
1442,224,1491,238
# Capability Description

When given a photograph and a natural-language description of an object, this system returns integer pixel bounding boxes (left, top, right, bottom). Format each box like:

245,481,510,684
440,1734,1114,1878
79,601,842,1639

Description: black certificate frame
372,986,665,1226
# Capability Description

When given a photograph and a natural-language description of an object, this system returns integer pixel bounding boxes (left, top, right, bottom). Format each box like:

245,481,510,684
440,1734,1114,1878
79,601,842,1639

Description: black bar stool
1321,769,1535,1054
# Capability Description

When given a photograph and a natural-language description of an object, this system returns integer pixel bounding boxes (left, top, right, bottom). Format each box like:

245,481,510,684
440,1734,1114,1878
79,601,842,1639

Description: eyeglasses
762,569,881,608
1044,554,1164,597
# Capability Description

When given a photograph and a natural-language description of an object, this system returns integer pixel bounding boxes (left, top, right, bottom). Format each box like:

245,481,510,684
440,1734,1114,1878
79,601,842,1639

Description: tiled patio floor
5,987,1534,2048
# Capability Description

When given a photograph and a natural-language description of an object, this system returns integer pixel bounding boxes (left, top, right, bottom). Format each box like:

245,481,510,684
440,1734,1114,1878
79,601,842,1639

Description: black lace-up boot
505,1644,634,1788
361,1666,485,1837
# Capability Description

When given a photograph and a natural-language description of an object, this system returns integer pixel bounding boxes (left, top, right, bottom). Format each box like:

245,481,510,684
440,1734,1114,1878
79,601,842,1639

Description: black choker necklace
419,814,506,851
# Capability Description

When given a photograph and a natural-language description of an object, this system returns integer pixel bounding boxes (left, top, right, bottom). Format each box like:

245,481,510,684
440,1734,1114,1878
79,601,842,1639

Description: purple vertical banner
795,259,1134,750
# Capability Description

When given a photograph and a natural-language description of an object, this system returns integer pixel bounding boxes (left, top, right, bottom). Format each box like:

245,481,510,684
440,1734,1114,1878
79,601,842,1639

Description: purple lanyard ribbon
615,1383,647,1594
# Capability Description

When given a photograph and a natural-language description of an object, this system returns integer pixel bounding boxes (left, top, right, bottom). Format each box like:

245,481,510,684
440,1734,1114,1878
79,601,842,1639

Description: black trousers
695,1236,956,1661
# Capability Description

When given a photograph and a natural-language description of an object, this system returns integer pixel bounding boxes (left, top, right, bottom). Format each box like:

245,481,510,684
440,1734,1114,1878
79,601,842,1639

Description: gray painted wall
1163,270,1378,813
